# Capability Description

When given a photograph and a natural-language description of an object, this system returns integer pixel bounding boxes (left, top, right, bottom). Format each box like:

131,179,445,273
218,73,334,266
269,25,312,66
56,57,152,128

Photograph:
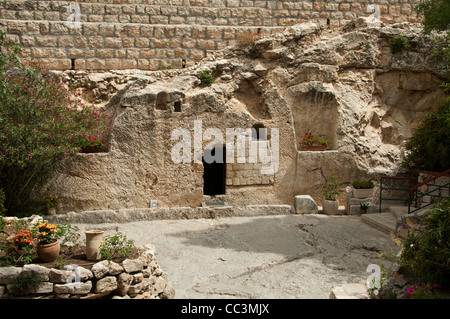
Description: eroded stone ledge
46,205,295,224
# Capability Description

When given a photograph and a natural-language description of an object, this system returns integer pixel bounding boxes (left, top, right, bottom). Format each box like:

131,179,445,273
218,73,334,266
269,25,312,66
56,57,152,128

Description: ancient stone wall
0,0,423,70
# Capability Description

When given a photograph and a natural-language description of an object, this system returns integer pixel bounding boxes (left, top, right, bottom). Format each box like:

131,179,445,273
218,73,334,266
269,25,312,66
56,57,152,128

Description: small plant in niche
390,35,410,53
198,70,214,86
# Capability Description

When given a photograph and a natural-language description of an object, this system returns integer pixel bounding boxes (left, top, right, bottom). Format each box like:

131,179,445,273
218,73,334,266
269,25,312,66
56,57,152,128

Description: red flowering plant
11,230,34,251
41,193,60,209
74,136,104,153
0,31,111,215
0,228,37,265
300,132,329,147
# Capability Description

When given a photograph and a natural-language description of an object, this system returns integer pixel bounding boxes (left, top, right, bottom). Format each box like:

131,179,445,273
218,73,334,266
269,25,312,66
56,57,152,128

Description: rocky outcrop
47,18,447,213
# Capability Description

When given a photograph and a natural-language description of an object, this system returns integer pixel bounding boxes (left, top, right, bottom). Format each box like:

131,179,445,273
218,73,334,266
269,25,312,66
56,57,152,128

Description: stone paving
70,213,398,299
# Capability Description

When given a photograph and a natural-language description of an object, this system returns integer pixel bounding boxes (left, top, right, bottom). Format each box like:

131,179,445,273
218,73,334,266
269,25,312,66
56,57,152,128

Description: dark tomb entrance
202,145,226,196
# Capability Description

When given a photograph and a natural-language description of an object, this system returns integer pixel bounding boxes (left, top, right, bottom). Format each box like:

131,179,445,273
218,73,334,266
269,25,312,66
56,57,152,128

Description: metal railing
379,175,417,213
407,169,450,214
379,169,450,214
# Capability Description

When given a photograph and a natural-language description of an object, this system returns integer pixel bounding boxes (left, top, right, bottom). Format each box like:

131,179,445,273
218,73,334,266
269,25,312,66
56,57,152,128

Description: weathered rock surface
46,19,447,213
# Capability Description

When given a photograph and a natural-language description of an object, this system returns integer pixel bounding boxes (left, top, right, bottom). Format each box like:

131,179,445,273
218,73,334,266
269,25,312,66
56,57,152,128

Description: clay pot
301,145,328,151
85,230,104,261
37,239,60,262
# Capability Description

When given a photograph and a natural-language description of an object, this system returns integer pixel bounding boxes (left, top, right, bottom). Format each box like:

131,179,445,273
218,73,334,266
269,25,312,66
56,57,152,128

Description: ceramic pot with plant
8,230,34,260
41,193,60,215
321,171,345,215
300,132,329,151
360,203,369,214
36,221,60,262
352,179,374,198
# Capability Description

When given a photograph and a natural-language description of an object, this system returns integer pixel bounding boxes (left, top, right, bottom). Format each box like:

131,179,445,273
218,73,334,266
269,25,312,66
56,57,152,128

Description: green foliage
198,70,214,86
55,221,81,248
390,35,410,54
10,270,45,296
352,179,374,189
0,188,6,216
401,98,450,172
398,197,450,285
0,31,110,216
321,171,345,200
406,281,442,299
99,232,135,262
415,0,450,34
415,0,450,77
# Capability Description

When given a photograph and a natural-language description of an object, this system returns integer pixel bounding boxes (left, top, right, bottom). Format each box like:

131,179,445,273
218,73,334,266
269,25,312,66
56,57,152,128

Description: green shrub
401,98,450,172
398,197,450,285
0,31,110,216
99,232,135,262
198,70,214,86
10,271,45,296
352,179,374,189
390,35,410,53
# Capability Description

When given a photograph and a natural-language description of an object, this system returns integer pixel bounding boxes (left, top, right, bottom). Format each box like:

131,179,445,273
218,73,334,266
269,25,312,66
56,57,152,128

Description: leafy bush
398,197,450,285
405,281,442,299
99,232,135,262
10,270,45,296
390,35,410,54
0,31,110,216
321,171,345,200
401,98,450,172
352,179,374,189
198,70,214,86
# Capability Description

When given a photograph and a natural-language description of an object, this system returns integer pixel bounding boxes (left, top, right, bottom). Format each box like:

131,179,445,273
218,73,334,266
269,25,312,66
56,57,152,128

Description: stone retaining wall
0,0,423,70
0,245,175,299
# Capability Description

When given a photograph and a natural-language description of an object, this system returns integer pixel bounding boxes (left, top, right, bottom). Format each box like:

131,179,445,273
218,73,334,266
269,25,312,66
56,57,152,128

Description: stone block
54,281,92,294
330,283,368,299
294,195,318,214
0,267,22,284
95,276,118,293
123,258,143,273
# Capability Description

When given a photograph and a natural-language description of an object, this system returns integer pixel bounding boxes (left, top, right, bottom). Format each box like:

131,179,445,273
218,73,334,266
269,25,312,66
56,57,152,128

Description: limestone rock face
47,20,446,212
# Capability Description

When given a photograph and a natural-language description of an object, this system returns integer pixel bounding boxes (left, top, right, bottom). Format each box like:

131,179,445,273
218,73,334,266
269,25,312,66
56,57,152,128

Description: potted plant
8,230,35,261
321,171,345,215
351,179,374,198
41,193,60,215
299,132,329,151
360,203,369,214
36,221,60,262
76,136,104,153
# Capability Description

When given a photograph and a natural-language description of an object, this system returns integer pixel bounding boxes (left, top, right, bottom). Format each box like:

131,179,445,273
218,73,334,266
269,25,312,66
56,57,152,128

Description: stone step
329,283,368,299
361,212,397,235
389,205,409,220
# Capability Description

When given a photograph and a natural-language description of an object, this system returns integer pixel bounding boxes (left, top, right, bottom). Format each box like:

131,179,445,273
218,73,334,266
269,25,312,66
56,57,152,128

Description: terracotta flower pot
37,239,60,262
85,230,104,261
301,145,328,151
